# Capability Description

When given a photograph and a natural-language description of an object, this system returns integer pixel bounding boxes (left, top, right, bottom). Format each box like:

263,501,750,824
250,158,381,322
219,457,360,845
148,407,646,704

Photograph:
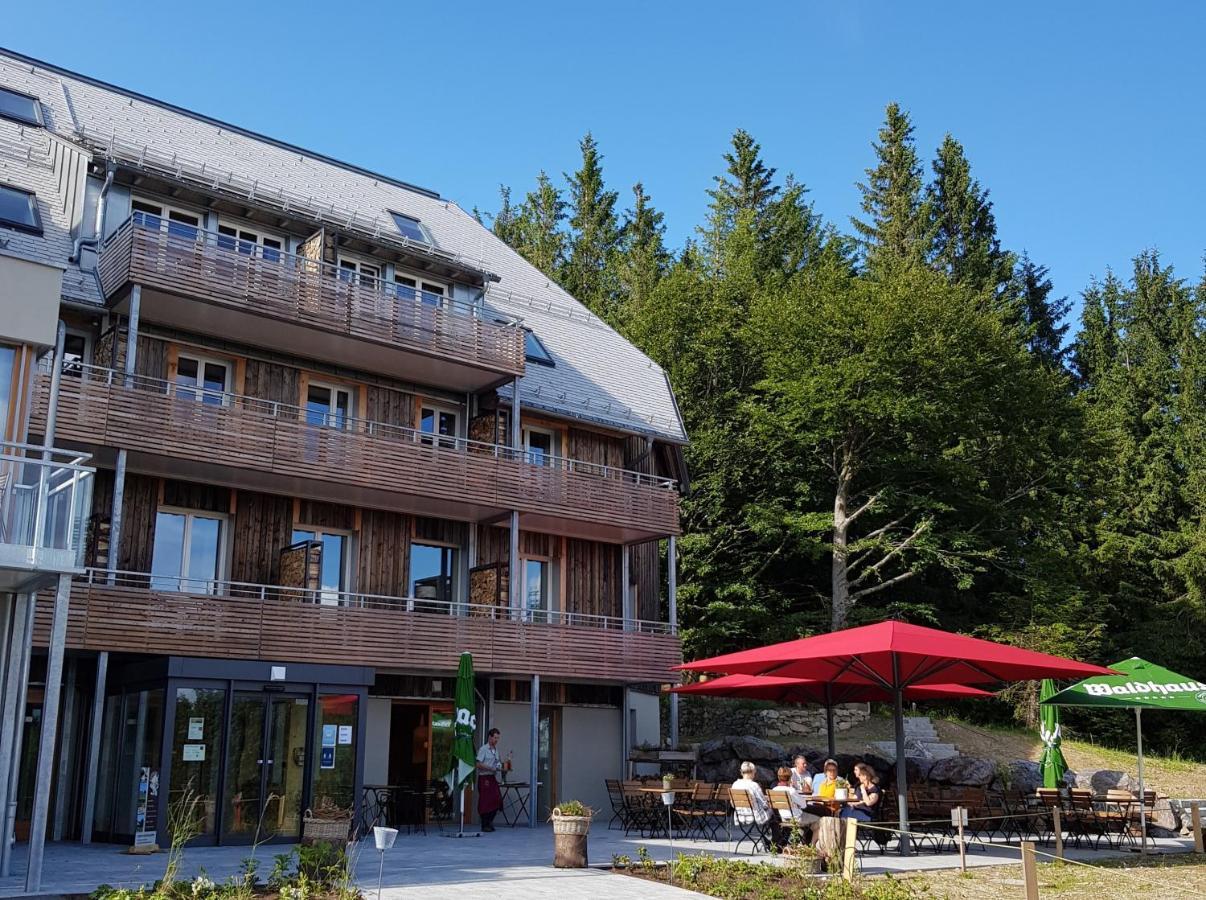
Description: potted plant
781,836,823,874
550,801,593,868
833,777,850,802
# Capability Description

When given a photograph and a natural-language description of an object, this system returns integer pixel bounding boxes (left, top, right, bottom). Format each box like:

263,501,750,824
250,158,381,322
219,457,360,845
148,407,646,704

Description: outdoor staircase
869,717,960,762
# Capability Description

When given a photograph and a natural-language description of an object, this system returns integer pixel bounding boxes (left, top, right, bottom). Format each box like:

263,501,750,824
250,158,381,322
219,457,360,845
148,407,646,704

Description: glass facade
169,687,226,838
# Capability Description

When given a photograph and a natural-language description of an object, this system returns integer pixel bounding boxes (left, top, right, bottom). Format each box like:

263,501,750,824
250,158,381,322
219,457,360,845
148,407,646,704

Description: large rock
927,756,997,787
994,760,1042,795
861,753,893,783
904,756,936,785
698,736,738,764
1150,798,1180,832
732,736,787,764
1070,769,1137,794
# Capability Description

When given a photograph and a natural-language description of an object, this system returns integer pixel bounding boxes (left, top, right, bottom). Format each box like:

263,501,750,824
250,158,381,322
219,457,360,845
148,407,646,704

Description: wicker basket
302,806,352,845
550,808,592,836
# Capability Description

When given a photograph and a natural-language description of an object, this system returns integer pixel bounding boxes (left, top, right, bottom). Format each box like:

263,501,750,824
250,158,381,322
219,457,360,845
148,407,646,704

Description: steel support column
0,593,36,876
51,657,77,841
529,674,539,828
26,574,71,892
108,285,141,581
80,651,107,843
0,593,26,863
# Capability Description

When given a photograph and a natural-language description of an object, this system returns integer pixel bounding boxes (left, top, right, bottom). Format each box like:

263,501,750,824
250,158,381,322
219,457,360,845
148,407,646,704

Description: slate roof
0,48,687,444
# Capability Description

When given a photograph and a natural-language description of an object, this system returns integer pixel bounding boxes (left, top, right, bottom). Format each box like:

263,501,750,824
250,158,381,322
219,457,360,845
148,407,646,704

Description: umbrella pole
826,704,836,759
1136,707,1147,855
892,657,910,855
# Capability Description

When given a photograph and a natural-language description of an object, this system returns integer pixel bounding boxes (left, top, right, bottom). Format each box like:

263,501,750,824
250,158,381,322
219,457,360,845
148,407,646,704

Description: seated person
731,761,776,840
770,766,820,835
789,755,814,794
839,762,882,822
813,758,841,798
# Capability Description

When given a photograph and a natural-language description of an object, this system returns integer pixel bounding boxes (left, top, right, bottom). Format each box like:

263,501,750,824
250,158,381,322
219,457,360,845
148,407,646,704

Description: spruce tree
488,185,523,250
513,171,566,279
926,134,1014,296
562,133,621,318
614,182,670,328
702,129,780,268
852,103,930,269
1012,253,1070,367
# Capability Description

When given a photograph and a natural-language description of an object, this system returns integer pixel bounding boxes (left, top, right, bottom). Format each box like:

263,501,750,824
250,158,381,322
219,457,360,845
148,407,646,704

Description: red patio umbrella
672,674,994,758
676,620,1117,853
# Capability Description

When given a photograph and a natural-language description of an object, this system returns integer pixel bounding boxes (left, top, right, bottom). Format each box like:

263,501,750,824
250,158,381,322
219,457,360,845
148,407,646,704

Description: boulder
904,757,935,785
1150,798,1180,833
698,736,736,764
1070,769,1137,795
861,753,893,782
732,736,787,764
993,760,1042,795
927,756,997,787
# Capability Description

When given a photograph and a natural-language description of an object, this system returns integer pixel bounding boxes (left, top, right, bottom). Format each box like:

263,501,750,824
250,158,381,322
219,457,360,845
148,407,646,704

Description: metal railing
62,363,678,491
115,211,521,326
0,442,94,565
85,567,674,636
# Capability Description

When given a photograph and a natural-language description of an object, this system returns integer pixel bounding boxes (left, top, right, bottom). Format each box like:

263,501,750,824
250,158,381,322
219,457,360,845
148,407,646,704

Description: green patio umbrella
444,652,477,838
1038,679,1068,788
1043,657,1206,852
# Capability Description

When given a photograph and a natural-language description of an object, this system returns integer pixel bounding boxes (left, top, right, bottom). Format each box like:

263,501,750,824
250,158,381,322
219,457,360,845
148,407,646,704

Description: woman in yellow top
814,758,841,798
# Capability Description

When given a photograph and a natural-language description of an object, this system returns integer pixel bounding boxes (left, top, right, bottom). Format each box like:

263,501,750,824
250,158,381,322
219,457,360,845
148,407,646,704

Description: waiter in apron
476,727,503,832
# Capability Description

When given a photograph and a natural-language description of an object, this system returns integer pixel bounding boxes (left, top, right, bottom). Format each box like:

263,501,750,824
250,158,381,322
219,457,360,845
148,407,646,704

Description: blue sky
7,1,1205,327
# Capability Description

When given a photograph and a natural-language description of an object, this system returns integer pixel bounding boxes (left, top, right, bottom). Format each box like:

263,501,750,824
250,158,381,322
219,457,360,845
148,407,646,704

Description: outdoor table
499,781,541,827
639,786,693,838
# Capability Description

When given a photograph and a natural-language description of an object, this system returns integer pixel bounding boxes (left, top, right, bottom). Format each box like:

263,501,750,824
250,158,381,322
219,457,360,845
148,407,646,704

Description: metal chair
605,779,626,830
730,788,773,854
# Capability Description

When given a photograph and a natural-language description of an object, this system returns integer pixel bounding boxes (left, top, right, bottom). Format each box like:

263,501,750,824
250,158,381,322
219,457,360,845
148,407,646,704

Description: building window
523,427,557,467
63,331,91,377
419,404,459,448
390,212,430,244
0,88,42,127
394,271,447,308
217,222,283,262
524,329,554,366
174,353,231,405
409,542,458,611
523,558,551,623
292,528,351,604
0,184,42,234
337,257,380,286
151,510,226,593
306,381,354,430
131,198,200,240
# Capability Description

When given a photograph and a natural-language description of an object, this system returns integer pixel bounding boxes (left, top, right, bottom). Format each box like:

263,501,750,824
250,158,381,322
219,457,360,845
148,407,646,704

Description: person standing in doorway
476,727,503,832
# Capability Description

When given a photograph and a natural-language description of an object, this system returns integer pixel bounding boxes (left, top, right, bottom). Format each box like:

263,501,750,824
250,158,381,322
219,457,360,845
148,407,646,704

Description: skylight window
0,88,43,127
0,184,42,234
524,329,554,366
390,212,430,244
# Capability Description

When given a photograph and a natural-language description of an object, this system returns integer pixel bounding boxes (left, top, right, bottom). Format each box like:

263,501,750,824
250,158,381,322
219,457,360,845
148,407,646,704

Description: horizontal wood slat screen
30,580,683,683
98,218,525,377
33,375,680,540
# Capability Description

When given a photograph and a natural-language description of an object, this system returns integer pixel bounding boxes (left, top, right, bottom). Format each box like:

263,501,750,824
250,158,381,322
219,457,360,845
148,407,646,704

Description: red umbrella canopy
671,673,996,704
677,620,1117,688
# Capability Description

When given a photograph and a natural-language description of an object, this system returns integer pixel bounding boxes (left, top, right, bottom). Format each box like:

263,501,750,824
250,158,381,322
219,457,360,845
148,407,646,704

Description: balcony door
150,509,225,593
221,693,309,843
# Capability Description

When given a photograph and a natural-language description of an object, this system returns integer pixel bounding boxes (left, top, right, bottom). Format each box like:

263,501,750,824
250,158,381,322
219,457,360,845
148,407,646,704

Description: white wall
363,697,392,785
0,255,61,348
559,706,620,817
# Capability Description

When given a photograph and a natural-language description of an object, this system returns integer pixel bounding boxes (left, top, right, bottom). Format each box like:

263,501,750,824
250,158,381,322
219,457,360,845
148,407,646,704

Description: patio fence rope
846,816,1206,900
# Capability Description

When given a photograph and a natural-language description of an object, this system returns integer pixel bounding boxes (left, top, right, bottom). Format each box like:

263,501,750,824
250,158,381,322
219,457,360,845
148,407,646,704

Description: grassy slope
912,855,1206,899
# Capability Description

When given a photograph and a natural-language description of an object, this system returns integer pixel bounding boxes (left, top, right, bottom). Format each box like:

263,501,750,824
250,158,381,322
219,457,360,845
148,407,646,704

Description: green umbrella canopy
1038,678,1068,788
1043,657,1206,710
445,652,477,796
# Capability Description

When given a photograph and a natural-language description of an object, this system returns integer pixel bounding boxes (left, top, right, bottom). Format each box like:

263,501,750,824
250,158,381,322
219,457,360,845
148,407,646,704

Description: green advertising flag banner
445,652,477,796
1038,679,1068,788
1043,657,1206,711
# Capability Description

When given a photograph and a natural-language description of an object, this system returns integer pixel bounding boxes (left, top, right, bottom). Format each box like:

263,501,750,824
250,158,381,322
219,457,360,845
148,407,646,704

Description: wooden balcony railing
97,214,526,379
35,367,681,542
32,569,682,683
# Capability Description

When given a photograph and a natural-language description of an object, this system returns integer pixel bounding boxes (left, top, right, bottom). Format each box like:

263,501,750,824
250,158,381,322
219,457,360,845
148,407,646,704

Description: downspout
68,161,116,263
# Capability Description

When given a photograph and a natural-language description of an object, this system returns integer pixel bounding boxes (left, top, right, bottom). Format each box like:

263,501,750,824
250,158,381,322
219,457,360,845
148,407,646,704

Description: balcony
35,367,680,544
0,442,94,592
97,214,526,391
33,569,682,683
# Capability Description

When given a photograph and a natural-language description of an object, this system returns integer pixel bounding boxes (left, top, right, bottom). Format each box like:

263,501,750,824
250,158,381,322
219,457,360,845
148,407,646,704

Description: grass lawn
912,853,1206,898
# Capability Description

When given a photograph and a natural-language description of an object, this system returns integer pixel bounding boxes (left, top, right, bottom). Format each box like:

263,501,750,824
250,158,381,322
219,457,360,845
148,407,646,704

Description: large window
419,404,458,448
523,558,551,623
0,88,42,127
409,542,458,612
174,353,231,405
390,212,430,244
292,528,351,604
217,222,283,262
394,271,447,308
523,427,557,467
151,510,225,593
0,184,42,234
132,198,200,240
306,382,354,430
337,256,380,286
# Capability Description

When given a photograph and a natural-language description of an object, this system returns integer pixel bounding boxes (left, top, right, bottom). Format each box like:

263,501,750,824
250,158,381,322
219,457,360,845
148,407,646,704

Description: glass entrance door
221,693,309,843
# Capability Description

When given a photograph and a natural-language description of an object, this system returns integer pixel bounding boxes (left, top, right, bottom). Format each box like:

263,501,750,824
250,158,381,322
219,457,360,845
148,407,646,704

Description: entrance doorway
221,693,309,843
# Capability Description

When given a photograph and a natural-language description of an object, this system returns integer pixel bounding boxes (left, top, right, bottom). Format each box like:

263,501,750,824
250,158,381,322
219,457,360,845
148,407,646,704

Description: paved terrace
0,828,1194,898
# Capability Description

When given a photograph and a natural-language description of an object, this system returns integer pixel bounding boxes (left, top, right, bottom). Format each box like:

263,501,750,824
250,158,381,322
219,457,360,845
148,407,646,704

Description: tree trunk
831,457,851,631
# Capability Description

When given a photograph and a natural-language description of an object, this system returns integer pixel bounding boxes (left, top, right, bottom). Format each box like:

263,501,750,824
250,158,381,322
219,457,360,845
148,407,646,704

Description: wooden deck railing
98,214,526,377
34,367,681,540
31,569,682,683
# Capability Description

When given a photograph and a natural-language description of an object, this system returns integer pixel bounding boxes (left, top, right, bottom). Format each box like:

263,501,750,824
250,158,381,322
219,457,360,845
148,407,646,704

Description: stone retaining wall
679,697,870,741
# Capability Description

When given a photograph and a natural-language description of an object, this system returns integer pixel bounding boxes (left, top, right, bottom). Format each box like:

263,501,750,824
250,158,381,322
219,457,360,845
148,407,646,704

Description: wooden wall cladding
568,427,626,470
359,508,411,597
229,490,294,585
565,538,622,620
118,474,158,573
629,539,662,622
414,516,467,547
475,525,559,565
162,479,229,513
242,359,301,407
365,385,415,429
296,500,355,531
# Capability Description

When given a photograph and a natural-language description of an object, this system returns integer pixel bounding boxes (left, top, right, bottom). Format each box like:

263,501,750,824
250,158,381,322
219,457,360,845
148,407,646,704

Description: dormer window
0,184,42,234
0,88,42,127
524,329,554,366
390,212,430,244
